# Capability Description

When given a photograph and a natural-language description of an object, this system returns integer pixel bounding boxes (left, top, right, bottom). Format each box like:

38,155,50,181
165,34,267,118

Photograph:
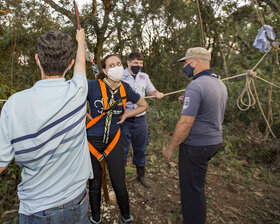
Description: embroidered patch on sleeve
183,97,190,110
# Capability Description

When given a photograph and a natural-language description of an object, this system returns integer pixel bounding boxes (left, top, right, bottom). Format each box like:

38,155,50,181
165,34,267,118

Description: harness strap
87,128,121,161
98,79,108,110
86,113,104,130
86,79,126,202
119,84,126,111
103,128,121,157
86,79,126,160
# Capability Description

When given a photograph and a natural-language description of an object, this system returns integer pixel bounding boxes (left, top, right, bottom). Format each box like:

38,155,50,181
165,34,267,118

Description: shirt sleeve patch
183,97,190,110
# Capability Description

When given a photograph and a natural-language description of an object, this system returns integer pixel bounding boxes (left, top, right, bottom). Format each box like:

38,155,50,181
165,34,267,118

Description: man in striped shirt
0,29,93,223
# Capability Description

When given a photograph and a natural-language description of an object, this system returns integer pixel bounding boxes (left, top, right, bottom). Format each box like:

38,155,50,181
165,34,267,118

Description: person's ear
68,59,74,70
35,54,40,66
127,60,130,67
102,68,107,75
35,54,45,79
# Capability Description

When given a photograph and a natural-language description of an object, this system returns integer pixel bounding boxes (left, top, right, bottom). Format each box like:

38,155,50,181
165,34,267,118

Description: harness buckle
98,155,104,162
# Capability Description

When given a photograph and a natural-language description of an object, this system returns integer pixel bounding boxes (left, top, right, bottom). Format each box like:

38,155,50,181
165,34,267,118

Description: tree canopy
1,0,279,137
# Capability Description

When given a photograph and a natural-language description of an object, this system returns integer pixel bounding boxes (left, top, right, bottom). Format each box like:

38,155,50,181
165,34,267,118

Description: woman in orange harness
86,54,148,224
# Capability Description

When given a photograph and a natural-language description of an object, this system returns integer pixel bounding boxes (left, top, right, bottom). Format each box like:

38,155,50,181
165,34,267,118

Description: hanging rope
144,46,279,138
251,0,265,26
196,0,205,47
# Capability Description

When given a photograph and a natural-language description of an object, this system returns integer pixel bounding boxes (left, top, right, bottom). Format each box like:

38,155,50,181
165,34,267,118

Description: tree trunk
10,35,16,94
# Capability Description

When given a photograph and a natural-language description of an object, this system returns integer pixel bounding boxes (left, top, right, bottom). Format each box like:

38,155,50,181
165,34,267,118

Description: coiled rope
145,46,279,138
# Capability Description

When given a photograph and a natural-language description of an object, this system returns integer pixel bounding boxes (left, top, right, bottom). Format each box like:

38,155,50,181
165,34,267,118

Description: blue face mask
183,64,195,78
131,65,142,74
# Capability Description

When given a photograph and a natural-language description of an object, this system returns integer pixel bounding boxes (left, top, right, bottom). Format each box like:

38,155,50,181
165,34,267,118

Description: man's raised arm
74,29,86,76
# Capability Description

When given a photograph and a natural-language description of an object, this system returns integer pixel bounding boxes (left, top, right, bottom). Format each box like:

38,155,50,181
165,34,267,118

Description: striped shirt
0,73,93,215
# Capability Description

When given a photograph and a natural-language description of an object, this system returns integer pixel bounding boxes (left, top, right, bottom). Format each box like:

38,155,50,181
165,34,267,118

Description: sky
76,0,92,7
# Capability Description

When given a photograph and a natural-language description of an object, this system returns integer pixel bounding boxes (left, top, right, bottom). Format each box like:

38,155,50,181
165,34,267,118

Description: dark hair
127,52,144,62
37,31,74,76
96,54,121,79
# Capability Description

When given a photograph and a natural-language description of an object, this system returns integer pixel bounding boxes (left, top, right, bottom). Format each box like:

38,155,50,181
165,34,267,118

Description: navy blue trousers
179,143,221,224
121,115,148,167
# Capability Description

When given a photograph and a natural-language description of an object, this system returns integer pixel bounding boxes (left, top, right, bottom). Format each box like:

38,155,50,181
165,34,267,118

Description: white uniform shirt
122,68,155,116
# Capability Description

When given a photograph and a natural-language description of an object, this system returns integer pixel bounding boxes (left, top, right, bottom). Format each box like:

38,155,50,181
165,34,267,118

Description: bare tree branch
42,0,75,23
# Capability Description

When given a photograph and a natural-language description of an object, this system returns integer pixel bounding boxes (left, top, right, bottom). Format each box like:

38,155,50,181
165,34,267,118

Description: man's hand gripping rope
73,0,100,78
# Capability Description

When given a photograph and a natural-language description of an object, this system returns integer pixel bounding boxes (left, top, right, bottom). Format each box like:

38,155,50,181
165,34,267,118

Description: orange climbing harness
86,79,126,201
86,79,127,161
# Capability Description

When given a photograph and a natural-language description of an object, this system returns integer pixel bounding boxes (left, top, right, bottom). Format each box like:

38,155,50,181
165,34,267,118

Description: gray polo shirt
181,72,228,146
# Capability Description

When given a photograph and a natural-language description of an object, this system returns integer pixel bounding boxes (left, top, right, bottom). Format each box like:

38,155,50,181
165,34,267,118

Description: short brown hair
37,31,74,76
127,52,144,62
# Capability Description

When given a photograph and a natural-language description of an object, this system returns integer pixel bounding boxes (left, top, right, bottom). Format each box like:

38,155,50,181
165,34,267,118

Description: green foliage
125,166,136,179
0,0,279,221
0,161,21,223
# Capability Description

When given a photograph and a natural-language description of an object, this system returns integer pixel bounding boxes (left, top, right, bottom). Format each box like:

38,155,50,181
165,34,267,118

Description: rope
145,89,185,99
145,46,279,138
144,70,279,100
251,0,265,26
236,71,256,111
1,42,278,137
196,0,204,47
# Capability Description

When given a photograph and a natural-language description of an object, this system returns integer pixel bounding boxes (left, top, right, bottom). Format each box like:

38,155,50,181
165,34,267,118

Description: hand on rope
73,0,100,77
144,89,185,99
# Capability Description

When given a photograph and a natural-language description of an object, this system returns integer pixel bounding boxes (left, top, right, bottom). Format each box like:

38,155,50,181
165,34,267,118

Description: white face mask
107,66,124,81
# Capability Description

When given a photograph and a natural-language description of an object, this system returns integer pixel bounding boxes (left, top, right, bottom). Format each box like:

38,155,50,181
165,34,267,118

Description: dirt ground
97,153,280,224
1,149,279,224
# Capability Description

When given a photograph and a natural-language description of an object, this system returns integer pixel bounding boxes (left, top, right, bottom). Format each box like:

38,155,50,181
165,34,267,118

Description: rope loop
236,71,256,111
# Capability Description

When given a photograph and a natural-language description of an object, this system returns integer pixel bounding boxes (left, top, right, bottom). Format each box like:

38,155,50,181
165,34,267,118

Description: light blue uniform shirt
122,68,155,116
0,73,93,215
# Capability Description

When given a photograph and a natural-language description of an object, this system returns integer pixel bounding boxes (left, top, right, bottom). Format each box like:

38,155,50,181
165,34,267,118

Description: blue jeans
19,189,90,224
121,114,149,167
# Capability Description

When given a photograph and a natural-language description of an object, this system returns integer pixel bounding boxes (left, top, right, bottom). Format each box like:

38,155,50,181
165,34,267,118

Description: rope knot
247,70,256,78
